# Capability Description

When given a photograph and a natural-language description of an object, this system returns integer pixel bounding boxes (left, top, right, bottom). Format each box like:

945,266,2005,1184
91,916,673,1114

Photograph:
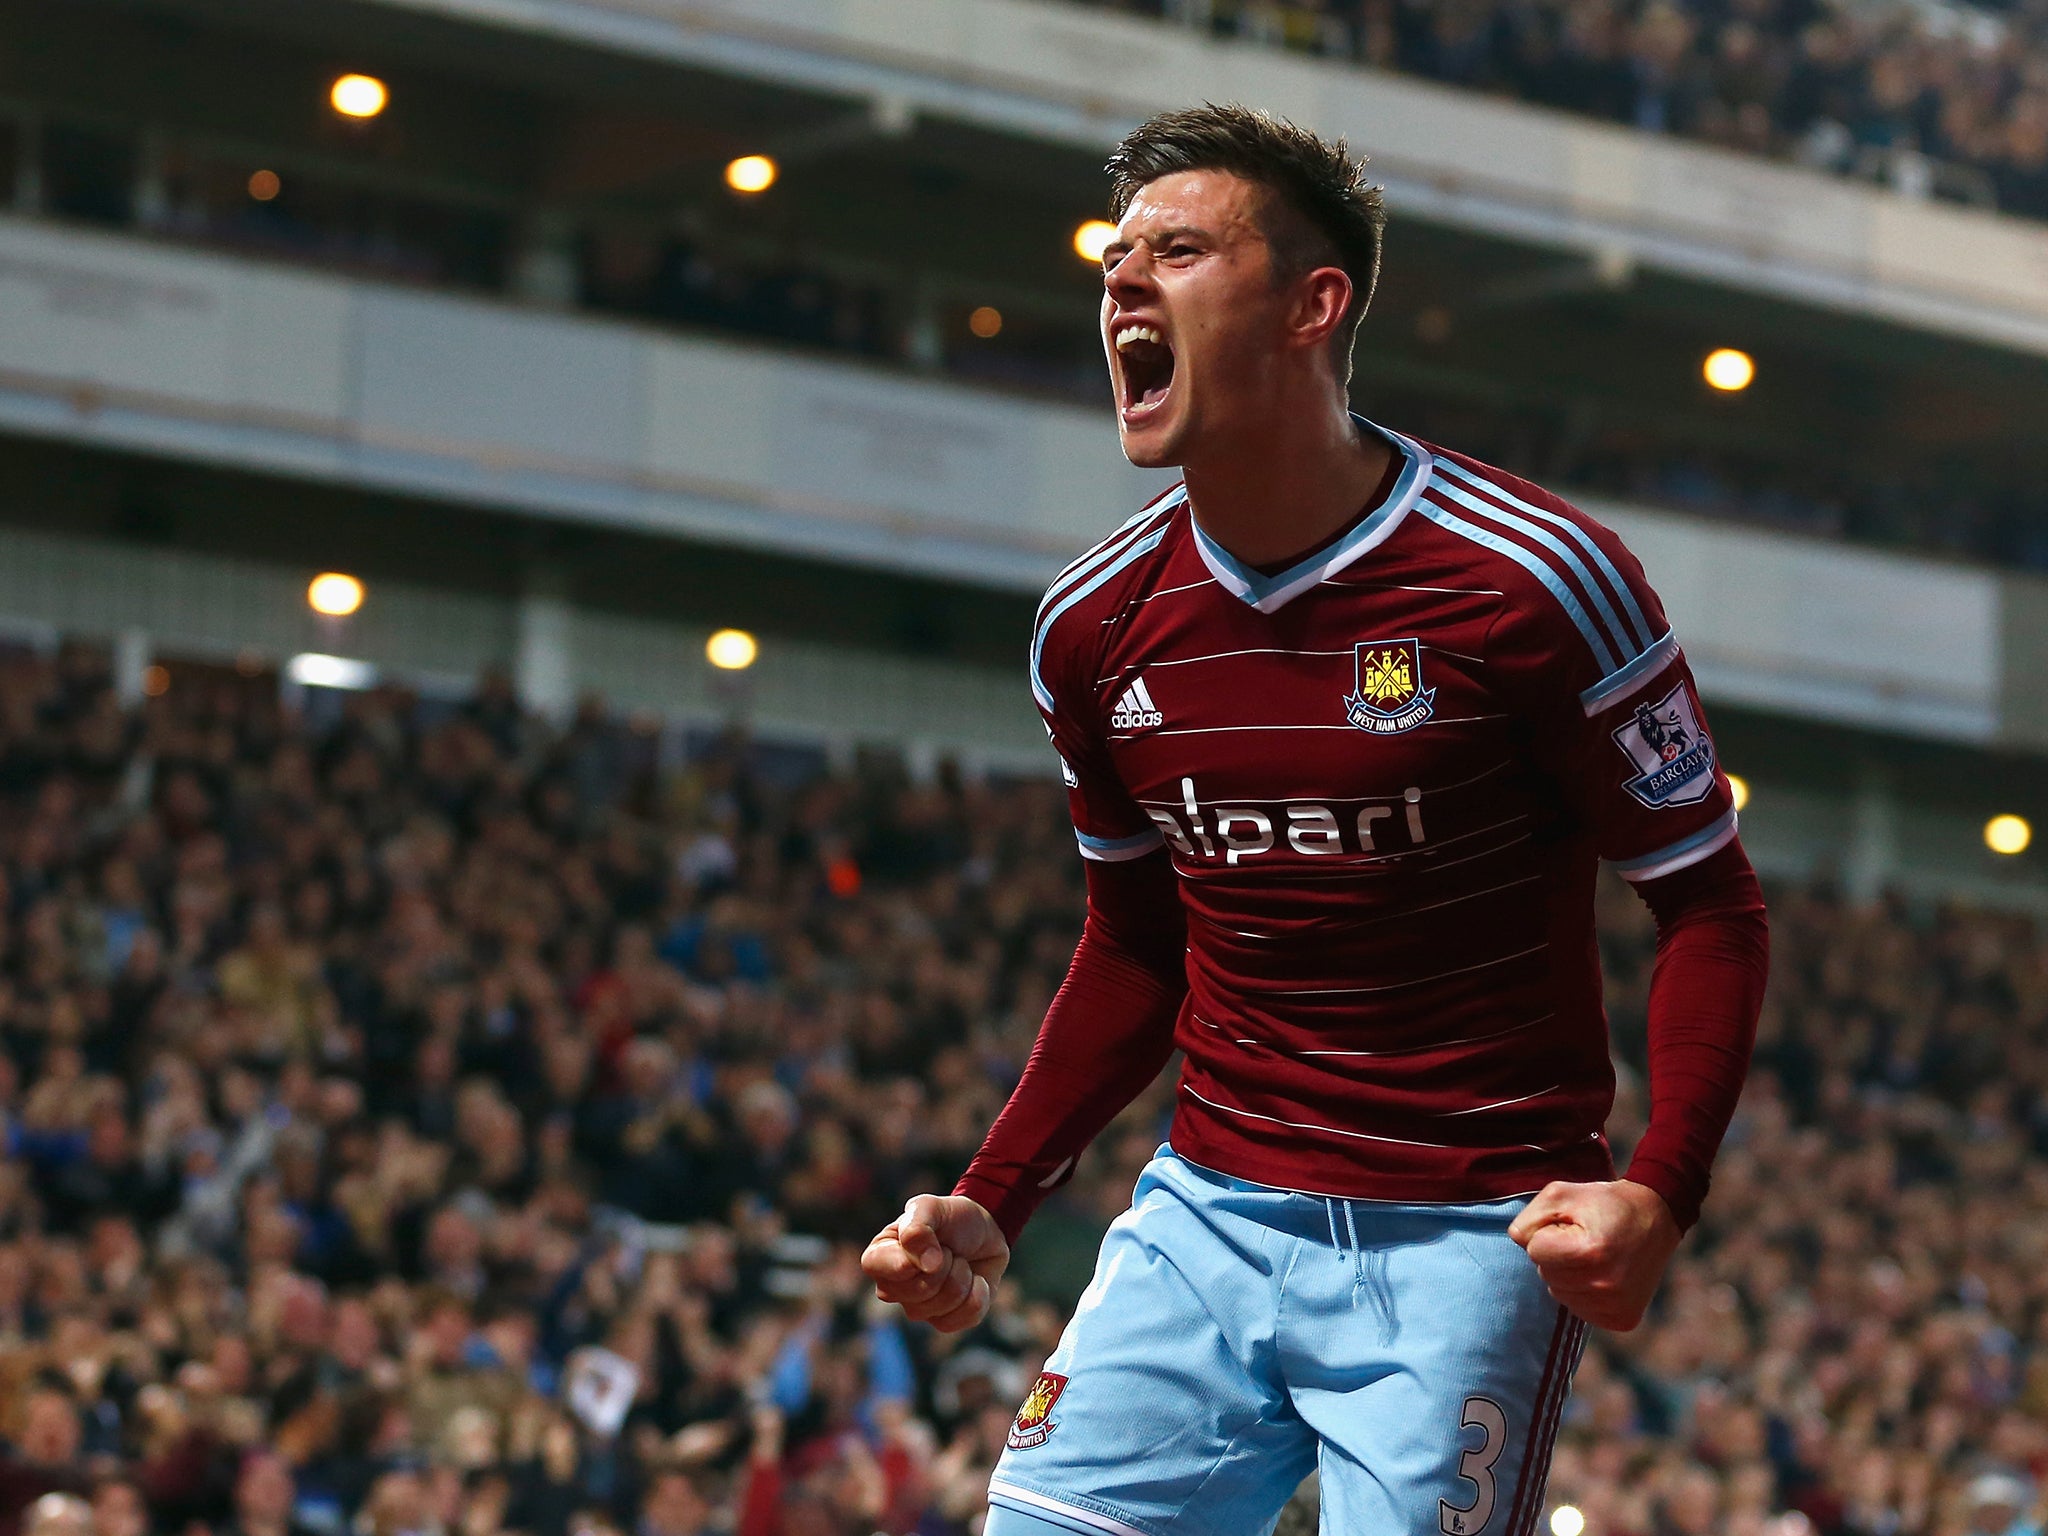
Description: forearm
1624,842,1769,1232
737,1457,782,1536
954,853,1186,1246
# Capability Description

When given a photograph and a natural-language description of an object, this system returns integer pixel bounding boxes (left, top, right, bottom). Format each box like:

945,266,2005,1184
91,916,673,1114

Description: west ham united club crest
1612,681,1716,808
1345,638,1436,734
1006,1371,1068,1450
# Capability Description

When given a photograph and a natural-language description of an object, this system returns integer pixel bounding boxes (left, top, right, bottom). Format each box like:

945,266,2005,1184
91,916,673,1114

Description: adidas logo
1110,675,1163,731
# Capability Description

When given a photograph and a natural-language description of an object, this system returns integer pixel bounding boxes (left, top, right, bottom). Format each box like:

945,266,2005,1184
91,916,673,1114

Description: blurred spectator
1966,1473,2040,1536
18,1496,89,1536
90,1480,151,1536
1093,0,2039,214
636,1468,710,1536
219,1454,313,1536
0,1390,88,1536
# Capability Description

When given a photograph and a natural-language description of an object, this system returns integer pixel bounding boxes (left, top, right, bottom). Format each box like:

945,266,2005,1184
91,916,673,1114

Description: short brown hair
1106,104,1386,380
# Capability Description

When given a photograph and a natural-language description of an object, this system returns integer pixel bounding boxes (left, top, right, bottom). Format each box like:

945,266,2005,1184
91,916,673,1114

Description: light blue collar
1189,417,1433,613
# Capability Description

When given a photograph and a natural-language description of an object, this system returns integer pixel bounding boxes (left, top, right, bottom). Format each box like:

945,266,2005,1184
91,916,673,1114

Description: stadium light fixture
287,653,378,690
1727,773,1749,811
307,572,365,617
1703,347,1755,392
1550,1508,1586,1536
707,628,759,670
1073,219,1117,264
969,305,1003,338
248,169,281,202
330,74,389,120
1986,814,2032,856
724,155,778,194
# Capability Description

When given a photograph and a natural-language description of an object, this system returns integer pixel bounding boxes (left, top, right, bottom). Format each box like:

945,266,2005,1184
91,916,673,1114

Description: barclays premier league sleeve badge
1611,682,1715,808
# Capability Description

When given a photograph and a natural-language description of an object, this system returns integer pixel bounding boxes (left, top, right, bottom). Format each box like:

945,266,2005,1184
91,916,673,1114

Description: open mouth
1114,322,1176,418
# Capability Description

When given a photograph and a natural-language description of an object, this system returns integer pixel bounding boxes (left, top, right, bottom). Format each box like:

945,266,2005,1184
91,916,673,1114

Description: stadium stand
0,642,2043,1536
10,70,2043,579
1075,0,2048,219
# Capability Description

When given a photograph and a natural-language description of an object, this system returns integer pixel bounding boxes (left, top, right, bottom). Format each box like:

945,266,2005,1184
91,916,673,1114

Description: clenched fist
861,1194,1010,1333
1508,1179,1681,1332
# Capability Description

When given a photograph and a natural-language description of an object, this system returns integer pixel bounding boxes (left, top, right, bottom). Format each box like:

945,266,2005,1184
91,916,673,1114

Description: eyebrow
1101,224,1212,265
1115,225,1210,249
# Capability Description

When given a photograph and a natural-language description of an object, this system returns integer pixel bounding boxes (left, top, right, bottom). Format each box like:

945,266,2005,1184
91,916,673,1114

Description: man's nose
1103,244,1154,304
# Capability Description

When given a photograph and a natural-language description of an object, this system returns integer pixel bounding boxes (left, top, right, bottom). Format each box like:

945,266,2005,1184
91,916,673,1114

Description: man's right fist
861,1193,1010,1333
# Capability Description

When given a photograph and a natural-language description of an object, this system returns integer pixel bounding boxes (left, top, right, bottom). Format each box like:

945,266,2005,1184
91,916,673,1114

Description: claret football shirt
1032,419,1739,1202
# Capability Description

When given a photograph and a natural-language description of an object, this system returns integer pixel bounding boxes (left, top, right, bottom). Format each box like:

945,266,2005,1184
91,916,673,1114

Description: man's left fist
1507,1179,1681,1332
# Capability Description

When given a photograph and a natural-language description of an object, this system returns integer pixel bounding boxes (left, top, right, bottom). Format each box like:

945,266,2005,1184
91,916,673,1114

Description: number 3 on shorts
1438,1396,1508,1536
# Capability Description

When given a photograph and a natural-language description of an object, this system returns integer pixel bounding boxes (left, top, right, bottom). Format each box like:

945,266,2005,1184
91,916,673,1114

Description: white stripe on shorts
987,1480,1153,1536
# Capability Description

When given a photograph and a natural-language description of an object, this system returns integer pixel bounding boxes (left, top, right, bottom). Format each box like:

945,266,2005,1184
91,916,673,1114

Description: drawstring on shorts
1323,1196,1397,1342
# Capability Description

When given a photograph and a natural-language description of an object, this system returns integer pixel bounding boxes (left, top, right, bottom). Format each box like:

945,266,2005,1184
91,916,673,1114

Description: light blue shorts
987,1147,1586,1536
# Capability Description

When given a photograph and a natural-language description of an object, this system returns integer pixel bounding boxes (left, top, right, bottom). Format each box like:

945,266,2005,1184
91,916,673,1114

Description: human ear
1288,266,1353,352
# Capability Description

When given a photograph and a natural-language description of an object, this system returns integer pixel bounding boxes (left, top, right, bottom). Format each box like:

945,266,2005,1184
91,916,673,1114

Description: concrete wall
0,213,2032,751
1596,502,2000,744
0,215,1170,590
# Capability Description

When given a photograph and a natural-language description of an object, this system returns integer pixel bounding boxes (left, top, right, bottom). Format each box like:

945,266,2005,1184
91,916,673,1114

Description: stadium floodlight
330,74,389,120
1703,347,1755,392
1986,814,2032,856
969,306,1003,338
724,155,778,194
1073,219,1118,264
1727,774,1749,811
1550,1507,1586,1536
307,572,365,617
706,628,759,670
287,653,378,690
248,169,281,202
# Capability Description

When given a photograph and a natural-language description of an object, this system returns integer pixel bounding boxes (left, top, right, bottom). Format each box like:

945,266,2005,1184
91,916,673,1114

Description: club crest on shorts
1612,681,1715,808
1345,638,1436,734
1006,1371,1068,1450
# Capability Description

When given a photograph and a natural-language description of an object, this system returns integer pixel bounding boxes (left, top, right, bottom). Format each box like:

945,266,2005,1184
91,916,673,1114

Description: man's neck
1181,399,1394,569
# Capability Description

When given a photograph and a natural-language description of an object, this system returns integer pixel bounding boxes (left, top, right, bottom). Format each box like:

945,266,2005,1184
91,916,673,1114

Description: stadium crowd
1083,0,2048,218
1,640,2047,1536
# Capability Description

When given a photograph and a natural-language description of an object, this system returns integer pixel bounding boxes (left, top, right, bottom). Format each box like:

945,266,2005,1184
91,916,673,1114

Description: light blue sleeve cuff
1579,630,1681,716
1075,825,1166,863
1611,807,1739,882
